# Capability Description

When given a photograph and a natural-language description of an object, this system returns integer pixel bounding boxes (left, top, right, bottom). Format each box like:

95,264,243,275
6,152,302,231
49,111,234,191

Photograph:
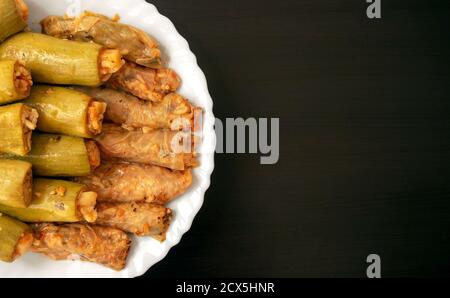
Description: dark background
144,0,450,278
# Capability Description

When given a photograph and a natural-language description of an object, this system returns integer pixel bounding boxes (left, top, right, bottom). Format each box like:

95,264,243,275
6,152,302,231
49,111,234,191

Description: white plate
0,0,216,278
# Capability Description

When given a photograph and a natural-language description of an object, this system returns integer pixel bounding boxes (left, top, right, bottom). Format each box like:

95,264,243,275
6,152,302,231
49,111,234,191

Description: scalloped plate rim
0,0,216,278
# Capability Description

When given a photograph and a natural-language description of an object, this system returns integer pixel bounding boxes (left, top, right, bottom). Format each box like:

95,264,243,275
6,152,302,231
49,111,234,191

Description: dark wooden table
144,0,450,278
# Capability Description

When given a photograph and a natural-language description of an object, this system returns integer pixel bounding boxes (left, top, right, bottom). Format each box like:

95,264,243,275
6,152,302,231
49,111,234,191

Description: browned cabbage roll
75,162,192,204
31,223,131,271
95,124,197,170
41,12,161,68
108,62,180,102
78,87,199,131
96,202,172,240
